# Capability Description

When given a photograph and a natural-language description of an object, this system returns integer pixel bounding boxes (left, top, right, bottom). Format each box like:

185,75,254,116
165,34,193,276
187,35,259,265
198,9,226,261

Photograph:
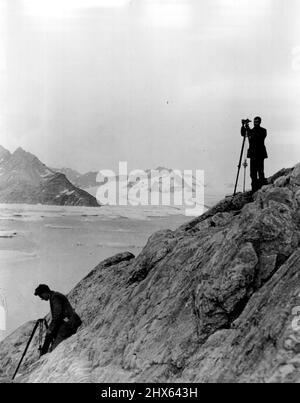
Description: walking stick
12,318,48,381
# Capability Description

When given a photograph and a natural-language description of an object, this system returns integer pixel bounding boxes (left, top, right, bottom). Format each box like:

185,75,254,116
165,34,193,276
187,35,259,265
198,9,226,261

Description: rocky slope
54,167,99,190
0,163,300,383
0,146,99,206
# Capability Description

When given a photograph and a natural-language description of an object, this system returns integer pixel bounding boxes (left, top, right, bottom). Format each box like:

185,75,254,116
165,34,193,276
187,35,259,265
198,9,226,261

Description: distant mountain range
0,146,99,206
54,167,177,193
55,165,209,209
0,145,210,208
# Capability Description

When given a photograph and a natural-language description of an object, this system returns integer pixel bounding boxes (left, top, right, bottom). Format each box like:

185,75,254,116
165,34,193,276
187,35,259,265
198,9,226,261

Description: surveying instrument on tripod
12,318,49,381
233,119,251,196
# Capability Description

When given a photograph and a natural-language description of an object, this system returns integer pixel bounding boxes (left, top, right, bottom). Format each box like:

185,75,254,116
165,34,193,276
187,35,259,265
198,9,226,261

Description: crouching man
34,284,82,355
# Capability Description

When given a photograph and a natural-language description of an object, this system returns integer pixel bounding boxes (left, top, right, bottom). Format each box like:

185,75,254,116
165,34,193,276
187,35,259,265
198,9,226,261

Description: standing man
241,116,268,193
34,284,82,355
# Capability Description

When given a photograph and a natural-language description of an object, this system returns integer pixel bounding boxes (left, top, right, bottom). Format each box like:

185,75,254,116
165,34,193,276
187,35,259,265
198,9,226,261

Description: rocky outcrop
0,164,299,383
0,146,99,206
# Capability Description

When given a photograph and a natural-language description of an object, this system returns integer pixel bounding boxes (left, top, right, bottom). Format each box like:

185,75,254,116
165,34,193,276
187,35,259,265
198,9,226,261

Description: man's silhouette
241,116,268,192
34,284,82,354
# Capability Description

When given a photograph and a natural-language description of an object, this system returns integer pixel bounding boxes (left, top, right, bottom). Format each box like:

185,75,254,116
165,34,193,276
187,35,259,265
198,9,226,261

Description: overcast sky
0,0,299,192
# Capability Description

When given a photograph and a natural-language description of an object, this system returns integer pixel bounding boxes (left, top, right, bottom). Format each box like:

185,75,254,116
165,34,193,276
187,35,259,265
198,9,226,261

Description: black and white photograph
0,0,300,387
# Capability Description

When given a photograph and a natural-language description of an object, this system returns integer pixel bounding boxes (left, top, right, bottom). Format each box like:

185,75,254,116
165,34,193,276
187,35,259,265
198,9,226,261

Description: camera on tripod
241,118,251,126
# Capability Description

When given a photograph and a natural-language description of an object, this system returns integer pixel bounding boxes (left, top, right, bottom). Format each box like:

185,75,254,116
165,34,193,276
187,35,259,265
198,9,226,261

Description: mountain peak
11,147,43,165
13,147,30,156
0,145,9,152
0,145,99,206
0,145,11,163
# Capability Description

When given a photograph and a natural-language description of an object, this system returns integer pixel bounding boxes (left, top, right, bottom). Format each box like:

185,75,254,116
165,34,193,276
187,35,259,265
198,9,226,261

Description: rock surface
0,164,300,383
0,146,99,206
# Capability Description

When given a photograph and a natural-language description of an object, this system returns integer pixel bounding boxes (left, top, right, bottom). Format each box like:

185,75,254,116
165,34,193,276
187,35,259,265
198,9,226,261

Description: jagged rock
177,191,253,233
129,230,177,283
0,163,300,383
254,186,296,209
295,189,300,207
182,248,300,383
290,163,300,186
274,175,290,188
269,167,293,184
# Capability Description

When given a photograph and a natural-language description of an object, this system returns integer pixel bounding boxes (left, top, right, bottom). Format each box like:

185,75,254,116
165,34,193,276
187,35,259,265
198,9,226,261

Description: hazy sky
0,0,299,191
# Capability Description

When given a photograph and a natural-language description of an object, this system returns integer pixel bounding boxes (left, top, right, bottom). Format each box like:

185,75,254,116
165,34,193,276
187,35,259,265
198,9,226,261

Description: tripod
12,318,48,381
242,159,248,193
233,126,249,196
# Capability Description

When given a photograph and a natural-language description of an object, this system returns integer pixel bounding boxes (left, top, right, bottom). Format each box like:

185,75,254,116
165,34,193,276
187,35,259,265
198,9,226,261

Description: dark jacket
48,291,81,336
241,126,268,159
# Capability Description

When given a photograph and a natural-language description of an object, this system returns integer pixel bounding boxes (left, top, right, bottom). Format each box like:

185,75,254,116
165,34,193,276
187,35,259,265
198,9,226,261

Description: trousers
250,158,266,192
51,314,82,350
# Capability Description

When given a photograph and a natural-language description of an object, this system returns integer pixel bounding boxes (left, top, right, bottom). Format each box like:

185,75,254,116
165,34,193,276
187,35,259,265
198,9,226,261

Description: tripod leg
233,135,246,196
243,159,248,193
12,320,40,380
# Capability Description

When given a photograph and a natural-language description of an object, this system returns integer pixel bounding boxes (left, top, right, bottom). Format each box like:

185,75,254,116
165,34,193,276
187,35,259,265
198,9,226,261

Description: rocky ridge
0,163,299,383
